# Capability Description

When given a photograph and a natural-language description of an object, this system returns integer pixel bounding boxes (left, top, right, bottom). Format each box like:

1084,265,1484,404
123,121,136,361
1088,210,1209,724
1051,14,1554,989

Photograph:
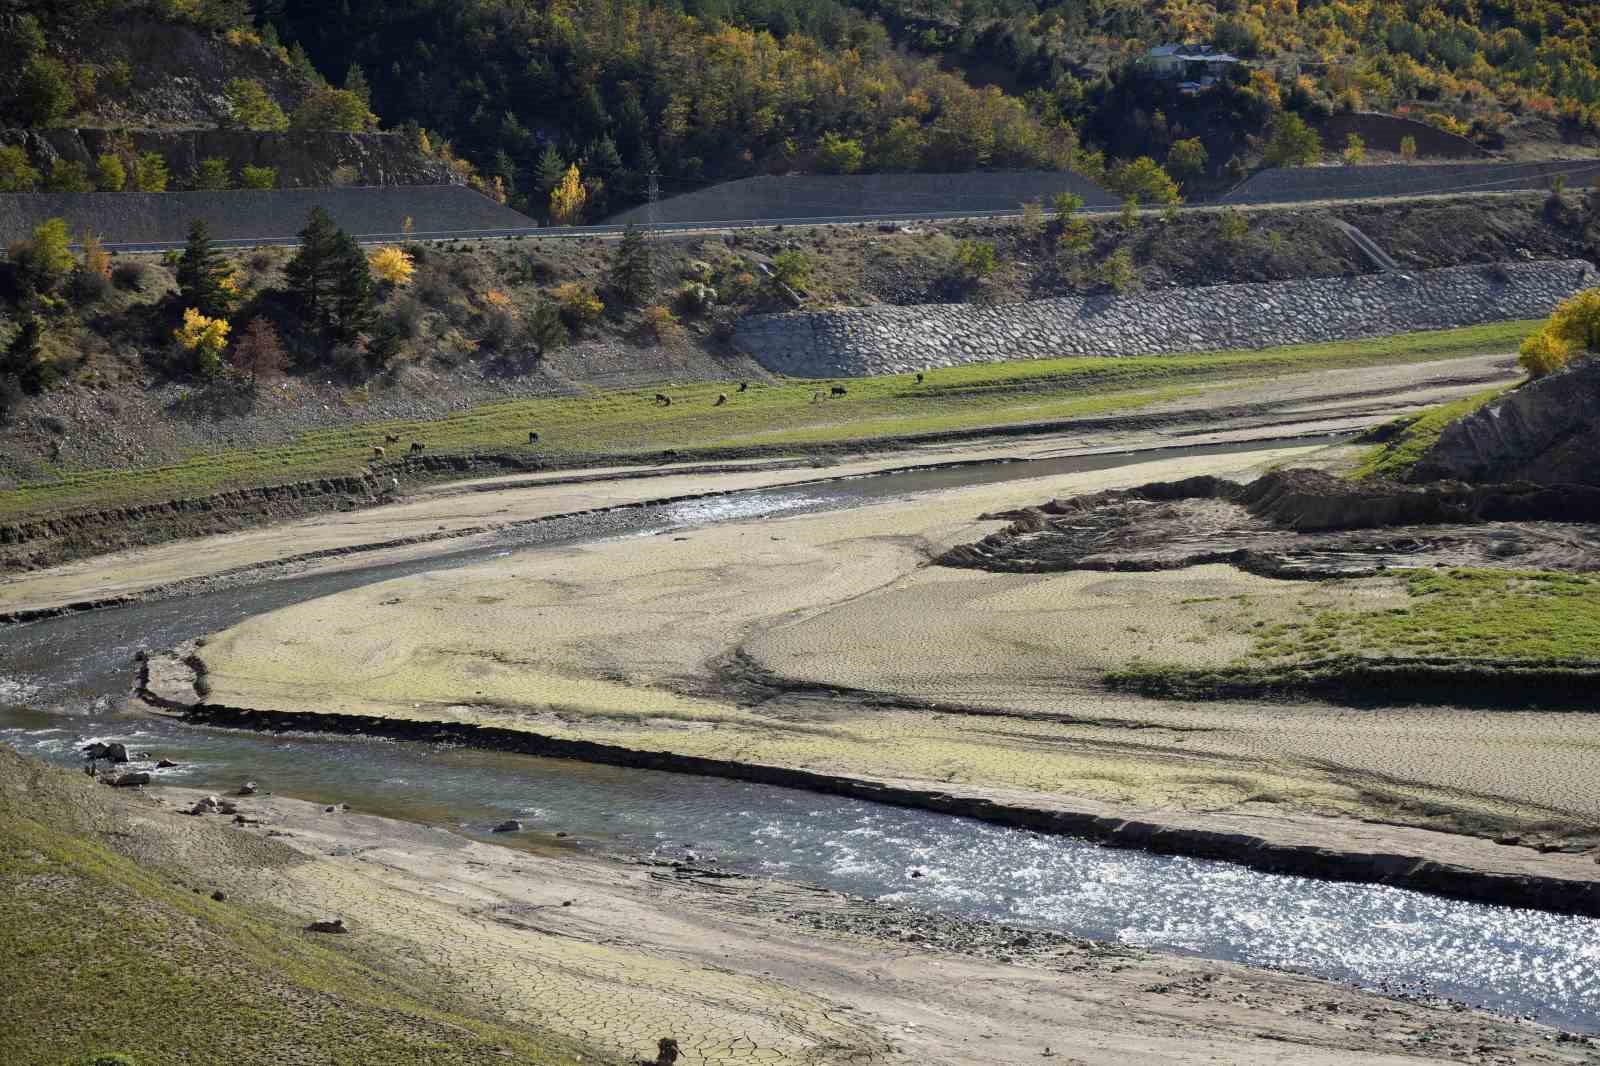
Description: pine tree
176,219,232,318
329,230,375,342
2,310,47,394
285,207,342,333
535,144,565,193
344,63,371,105
607,224,654,307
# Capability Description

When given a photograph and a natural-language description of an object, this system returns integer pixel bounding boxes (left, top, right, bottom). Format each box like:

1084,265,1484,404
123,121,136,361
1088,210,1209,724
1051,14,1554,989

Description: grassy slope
0,320,1534,522
0,747,599,1066
1351,383,1513,480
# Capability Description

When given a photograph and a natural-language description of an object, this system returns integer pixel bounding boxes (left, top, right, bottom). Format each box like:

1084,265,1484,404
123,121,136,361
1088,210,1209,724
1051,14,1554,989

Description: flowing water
3,437,1597,1032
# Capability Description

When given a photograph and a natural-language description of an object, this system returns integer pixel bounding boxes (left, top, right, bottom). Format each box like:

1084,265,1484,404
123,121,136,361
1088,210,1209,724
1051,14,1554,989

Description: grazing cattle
528,431,540,444
830,385,848,397
385,433,401,445
654,393,671,407
812,390,825,403
713,393,727,407
371,446,386,460
915,372,924,384
737,381,748,393
410,441,426,454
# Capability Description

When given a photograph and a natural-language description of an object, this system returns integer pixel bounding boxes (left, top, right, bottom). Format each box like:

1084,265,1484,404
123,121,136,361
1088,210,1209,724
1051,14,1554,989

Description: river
3,437,1596,1032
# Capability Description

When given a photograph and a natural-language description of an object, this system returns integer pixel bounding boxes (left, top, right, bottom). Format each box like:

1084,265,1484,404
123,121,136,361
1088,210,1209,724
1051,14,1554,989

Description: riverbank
0,325,1527,570
145,445,1600,902
9,746,1594,1065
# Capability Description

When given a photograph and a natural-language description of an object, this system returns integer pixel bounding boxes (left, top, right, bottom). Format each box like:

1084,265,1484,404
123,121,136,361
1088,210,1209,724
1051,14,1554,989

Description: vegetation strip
0,321,1532,525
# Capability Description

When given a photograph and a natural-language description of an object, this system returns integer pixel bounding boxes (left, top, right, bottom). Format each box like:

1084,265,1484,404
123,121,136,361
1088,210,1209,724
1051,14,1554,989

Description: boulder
103,742,129,764
491,820,523,833
110,771,151,787
156,759,178,769
238,781,258,796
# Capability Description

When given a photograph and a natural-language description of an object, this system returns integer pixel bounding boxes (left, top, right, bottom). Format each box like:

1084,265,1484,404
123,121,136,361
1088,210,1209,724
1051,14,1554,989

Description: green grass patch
0,320,1535,522
0,748,600,1066
1351,383,1515,481
1251,568,1600,664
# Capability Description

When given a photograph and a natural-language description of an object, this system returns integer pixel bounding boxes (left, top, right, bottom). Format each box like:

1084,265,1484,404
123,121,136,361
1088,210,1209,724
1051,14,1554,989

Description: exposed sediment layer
140,685,1600,919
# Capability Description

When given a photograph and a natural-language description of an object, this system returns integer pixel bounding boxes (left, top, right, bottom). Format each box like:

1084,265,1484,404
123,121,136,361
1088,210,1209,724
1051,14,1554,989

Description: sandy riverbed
183,443,1600,852
108,781,1597,1066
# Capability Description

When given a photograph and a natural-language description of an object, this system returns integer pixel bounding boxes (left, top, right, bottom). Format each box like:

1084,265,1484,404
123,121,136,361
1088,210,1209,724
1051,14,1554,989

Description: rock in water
104,742,129,764
110,771,151,787
492,820,523,833
238,781,258,796
156,759,178,769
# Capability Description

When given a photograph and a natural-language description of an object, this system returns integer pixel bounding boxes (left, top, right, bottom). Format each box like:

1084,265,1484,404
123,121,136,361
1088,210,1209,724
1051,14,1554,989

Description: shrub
552,282,603,328
290,87,378,132
1120,197,1140,232
239,164,277,189
641,303,682,338
1264,113,1322,167
1217,208,1250,243
132,152,169,192
14,217,75,293
17,53,76,126
94,153,126,191
1108,156,1180,205
0,145,40,191
174,307,231,378
816,132,865,174
548,164,587,225
229,317,289,384
224,78,289,131
368,246,416,286
769,249,812,290
111,260,151,291
192,157,232,190
524,299,567,355
1399,135,1418,160
1097,248,1137,293
1165,138,1208,183
1518,330,1574,378
45,158,93,193
1019,199,1045,240
952,239,997,280
1341,133,1367,165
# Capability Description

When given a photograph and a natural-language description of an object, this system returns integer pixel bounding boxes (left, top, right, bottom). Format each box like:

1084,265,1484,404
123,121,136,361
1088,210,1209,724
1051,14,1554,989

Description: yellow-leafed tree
175,308,231,378
549,164,587,225
369,246,416,286
1520,288,1600,377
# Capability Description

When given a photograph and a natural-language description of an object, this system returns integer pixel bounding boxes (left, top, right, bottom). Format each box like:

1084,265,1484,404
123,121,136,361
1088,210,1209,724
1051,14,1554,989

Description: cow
410,441,426,454
713,393,727,407
654,393,672,407
384,433,401,445
371,446,386,460
528,431,540,444
830,385,848,397
737,381,748,393
915,372,924,384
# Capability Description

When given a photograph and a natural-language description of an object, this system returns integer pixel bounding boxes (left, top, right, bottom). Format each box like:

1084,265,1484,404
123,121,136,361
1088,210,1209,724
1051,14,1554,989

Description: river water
3,438,1596,1032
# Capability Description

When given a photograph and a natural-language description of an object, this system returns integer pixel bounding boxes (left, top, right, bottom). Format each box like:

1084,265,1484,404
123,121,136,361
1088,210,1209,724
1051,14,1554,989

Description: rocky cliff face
1413,357,1600,486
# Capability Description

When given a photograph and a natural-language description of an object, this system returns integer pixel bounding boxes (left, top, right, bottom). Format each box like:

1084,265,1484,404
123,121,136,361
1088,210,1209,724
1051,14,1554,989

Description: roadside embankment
734,260,1591,377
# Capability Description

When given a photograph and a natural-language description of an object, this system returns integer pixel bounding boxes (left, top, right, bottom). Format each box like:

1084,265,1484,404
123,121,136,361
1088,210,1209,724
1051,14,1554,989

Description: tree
175,307,230,378
284,207,342,332
953,239,997,280
16,53,75,126
328,231,375,342
1342,133,1367,165
534,144,566,194
94,153,126,191
193,157,232,190
553,282,603,329
369,246,415,286
873,117,924,171
1264,113,1323,167
15,217,75,293
2,309,48,393
1120,196,1140,232
0,145,40,191
291,87,378,132
81,230,110,279
344,63,371,106
770,249,812,290
817,132,865,174
524,300,567,356
224,78,289,131
230,317,289,385
239,164,277,189
1218,208,1250,243
1520,289,1600,377
45,158,93,192
1400,135,1418,160
132,152,170,192
549,164,586,224
177,219,233,318
1109,156,1181,205
607,224,654,307
1166,138,1208,184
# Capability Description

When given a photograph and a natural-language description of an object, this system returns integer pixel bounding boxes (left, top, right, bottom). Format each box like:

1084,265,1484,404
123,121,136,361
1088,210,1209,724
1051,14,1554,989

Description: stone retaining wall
734,260,1595,378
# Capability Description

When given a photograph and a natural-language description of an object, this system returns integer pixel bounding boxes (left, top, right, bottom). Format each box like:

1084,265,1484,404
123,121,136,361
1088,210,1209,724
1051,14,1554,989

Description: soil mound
1412,356,1600,486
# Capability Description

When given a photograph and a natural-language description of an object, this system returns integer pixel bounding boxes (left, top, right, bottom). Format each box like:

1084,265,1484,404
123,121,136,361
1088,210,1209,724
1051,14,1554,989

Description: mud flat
153,446,1600,911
